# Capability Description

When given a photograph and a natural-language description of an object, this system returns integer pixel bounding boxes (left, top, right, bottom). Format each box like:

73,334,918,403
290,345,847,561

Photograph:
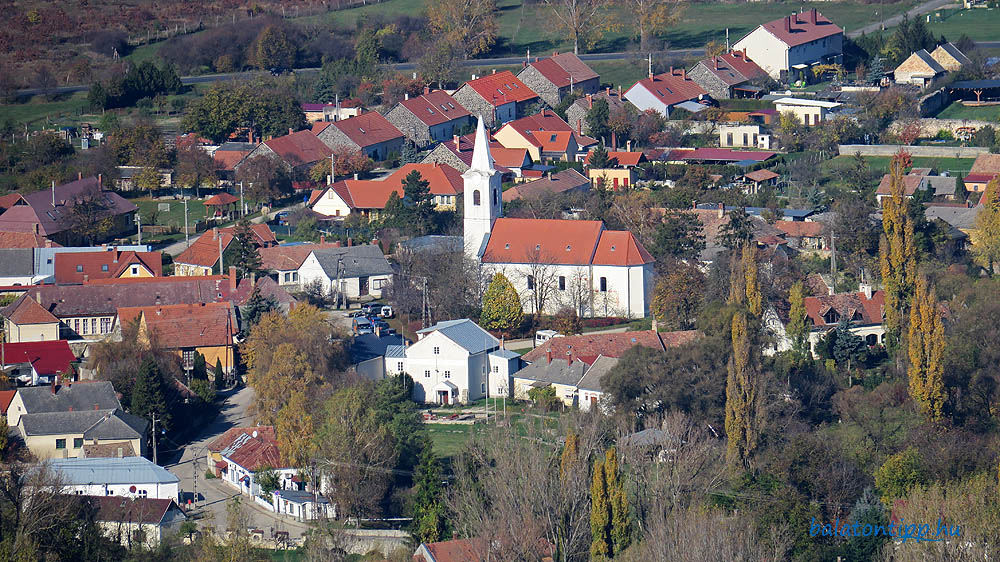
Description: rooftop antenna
726,28,730,51
51,180,56,207
648,54,653,78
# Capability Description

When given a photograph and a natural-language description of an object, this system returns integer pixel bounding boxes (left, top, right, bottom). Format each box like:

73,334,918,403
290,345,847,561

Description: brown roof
499,110,595,150
461,71,539,106
204,192,239,206
318,162,465,211
34,275,237,317
1,294,59,325
528,53,599,88
0,193,25,211
263,130,333,167
522,330,702,363
970,153,1000,175
54,250,162,284
329,112,404,148
437,135,527,171
0,230,60,248
585,151,646,167
175,224,275,268
592,230,655,266
396,90,471,126
774,221,824,238
118,301,238,350
258,243,341,271
803,290,885,327
0,177,136,237
85,496,180,525
230,276,298,307
698,51,768,86
213,149,252,171
502,169,590,201
0,390,15,415
627,70,707,108
81,441,136,458
875,174,924,196
207,426,285,471
757,10,843,48
744,169,780,182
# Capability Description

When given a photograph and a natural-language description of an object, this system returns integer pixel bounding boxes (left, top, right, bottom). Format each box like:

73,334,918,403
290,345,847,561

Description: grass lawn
427,424,479,461
510,347,533,355
132,197,208,228
936,102,1000,122
926,7,1000,42
825,155,978,176
589,60,652,90
0,92,92,130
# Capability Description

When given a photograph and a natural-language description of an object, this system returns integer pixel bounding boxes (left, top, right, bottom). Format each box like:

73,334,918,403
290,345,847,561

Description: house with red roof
212,142,256,180
624,68,709,118
206,426,297,498
585,151,647,190
174,224,276,276
502,169,590,202
236,129,333,174
258,242,342,288
566,87,630,139
116,301,238,375
800,283,886,355
414,537,555,562
421,133,531,178
463,117,654,318
0,231,60,249
516,52,600,106
963,153,1000,193
688,50,769,99
314,112,404,162
732,9,844,80
1,340,77,386
310,162,466,218
774,220,826,251
54,250,162,284
493,109,597,162
452,70,540,127
1,294,60,343
384,89,472,147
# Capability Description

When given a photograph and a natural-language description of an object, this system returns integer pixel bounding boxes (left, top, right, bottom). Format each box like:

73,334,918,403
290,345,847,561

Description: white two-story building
732,9,843,81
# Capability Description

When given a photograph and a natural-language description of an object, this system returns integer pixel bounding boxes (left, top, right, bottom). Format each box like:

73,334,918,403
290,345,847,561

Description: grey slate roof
514,357,588,386
489,349,521,360
0,249,35,276
385,344,406,358
925,205,980,230
16,381,121,415
45,456,178,486
923,175,957,197
19,408,147,440
310,245,393,278
417,319,498,354
275,489,331,504
576,356,619,392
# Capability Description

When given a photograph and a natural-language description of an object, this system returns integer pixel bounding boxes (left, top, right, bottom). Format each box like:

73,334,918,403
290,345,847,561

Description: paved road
848,0,955,37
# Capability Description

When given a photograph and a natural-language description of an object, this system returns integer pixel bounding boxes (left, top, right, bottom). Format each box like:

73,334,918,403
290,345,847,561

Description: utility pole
241,182,247,217
184,197,190,247
830,231,837,290
151,412,158,465
335,258,344,309
135,213,142,245
218,232,224,276
421,277,428,328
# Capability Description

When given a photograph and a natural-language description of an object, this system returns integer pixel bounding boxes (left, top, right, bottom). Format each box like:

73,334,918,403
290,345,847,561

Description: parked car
361,302,383,315
371,319,390,332
352,317,373,335
535,329,562,348
346,310,366,318
379,305,394,318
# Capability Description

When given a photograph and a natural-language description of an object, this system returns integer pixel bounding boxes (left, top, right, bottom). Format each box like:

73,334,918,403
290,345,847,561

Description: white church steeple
463,115,502,260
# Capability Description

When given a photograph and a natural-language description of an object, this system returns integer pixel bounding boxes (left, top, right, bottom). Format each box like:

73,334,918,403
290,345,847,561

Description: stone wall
888,118,997,137
838,144,991,158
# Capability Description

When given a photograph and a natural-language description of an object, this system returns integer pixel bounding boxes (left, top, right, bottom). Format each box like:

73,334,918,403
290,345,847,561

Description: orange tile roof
774,221,824,238
175,224,276,268
118,301,238,349
803,290,884,327
744,169,780,182
758,10,842,48
1,294,59,325
54,250,162,283
592,230,655,266
585,151,646,167
530,130,573,152
523,330,702,363
875,174,924,196
0,230,60,248
0,390,15,415
462,70,539,106
528,53,599,88
213,149,252,171
627,70,707,107
321,163,465,210
263,130,333,167
329,112,404,148
204,193,239,206
441,134,530,170
388,163,465,195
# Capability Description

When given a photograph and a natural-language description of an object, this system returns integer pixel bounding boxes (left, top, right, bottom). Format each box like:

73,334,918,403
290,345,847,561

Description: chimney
860,282,873,300
626,140,632,152
810,8,817,24
212,228,218,240
605,86,610,96
577,119,582,135
424,85,430,94
784,16,790,32
249,130,254,144
586,94,593,109
68,406,72,411
548,171,553,180
36,290,42,305
454,135,460,150
288,128,294,135
50,379,57,395
618,85,622,97
714,57,720,70
669,66,674,75
682,68,687,80
717,202,725,218
492,68,496,74
98,173,102,188
320,235,326,244
83,275,88,282
347,237,353,247
567,353,572,366
327,174,332,185
522,61,527,68
229,266,237,292
546,349,552,364
404,93,409,100
94,403,99,410
78,171,82,180
742,47,747,58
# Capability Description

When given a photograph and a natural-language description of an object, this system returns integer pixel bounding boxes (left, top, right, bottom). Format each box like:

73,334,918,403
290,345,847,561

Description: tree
131,356,169,432
235,155,288,204
591,447,630,557
418,40,464,88
842,488,888,561
720,209,754,250
651,260,705,330
276,390,316,468
228,220,263,279
725,246,763,471
652,211,704,261
879,153,918,347
625,0,684,54
408,446,448,544
253,25,296,70
176,140,219,198
543,0,619,55
133,166,161,193
240,285,278,338
400,139,420,164
972,177,1000,276
907,275,945,421
522,246,560,317
66,188,114,246
586,100,611,143
215,358,224,389
0,416,8,459
402,169,436,235
786,282,809,359
874,447,928,506
190,379,216,403
427,0,498,57
480,273,523,335
192,352,207,380
830,317,866,371
108,119,169,168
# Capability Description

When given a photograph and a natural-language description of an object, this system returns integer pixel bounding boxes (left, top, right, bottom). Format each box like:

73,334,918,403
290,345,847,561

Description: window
527,275,535,290
81,319,88,335
373,279,385,289
284,273,292,282
101,264,108,272
803,114,810,126
73,438,83,448
743,133,749,146
397,362,403,372
433,346,440,355
424,370,431,378
726,133,733,146
600,277,607,292
56,439,66,449
100,318,111,334
444,371,451,379
74,319,80,333
558,276,566,290
131,266,138,275
76,265,83,272
292,272,298,282
91,319,97,334
473,190,481,206
182,349,195,370
493,366,499,373
482,383,486,393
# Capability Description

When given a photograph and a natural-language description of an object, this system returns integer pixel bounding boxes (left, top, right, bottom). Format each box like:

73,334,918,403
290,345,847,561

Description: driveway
847,0,954,37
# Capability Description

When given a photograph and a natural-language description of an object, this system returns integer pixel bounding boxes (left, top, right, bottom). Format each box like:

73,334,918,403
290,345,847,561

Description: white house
272,489,335,521
206,426,298,499
388,319,520,405
46,457,180,501
88,496,187,549
297,245,393,300
732,9,844,81
719,124,771,149
462,116,655,318
623,69,708,118
773,97,842,126
512,354,617,413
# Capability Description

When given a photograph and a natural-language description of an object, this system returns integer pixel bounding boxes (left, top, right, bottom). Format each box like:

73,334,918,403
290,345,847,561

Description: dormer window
823,309,839,324
535,244,541,250
504,243,510,249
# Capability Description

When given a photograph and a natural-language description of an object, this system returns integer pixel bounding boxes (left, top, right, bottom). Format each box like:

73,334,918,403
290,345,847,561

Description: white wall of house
578,389,606,412
788,35,843,69
623,86,669,117
219,455,297,499
808,324,886,357
719,124,770,148
276,269,301,288
733,28,789,79
312,189,353,217
64,481,179,502
272,493,334,520
296,254,391,299
774,103,830,126
404,331,490,405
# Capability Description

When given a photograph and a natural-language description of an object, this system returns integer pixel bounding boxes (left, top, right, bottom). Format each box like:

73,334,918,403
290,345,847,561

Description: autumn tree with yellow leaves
786,281,810,359
907,276,945,421
725,245,765,470
427,0,498,57
590,447,630,558
972,176,1000,276
879,153,918,348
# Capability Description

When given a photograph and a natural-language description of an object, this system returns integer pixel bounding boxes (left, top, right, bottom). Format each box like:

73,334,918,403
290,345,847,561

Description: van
352,317,373,335
534,330,562,348
380,305,394,318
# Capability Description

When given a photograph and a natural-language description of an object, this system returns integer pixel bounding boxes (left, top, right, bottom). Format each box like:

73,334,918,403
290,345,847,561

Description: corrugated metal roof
311,245,393,278
46,457,179,485
417,319,498,354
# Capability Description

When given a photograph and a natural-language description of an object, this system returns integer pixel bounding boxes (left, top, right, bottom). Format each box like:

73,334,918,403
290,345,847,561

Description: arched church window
473,190,481,206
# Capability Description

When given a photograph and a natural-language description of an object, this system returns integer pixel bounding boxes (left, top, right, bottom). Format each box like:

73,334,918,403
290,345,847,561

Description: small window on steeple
473,190,481,206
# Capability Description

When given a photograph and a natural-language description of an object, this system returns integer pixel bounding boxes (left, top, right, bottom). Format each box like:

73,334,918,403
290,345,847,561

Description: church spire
469,115,495,174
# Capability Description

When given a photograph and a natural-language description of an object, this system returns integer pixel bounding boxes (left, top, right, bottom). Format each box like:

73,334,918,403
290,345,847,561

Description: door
438,391,449,405
590,396,597,408
359,276,369,296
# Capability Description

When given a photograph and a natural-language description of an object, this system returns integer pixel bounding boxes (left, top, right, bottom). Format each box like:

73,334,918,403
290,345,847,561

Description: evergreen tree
586,99,611,143
560,430,579,480
586,142,617,169
131,357,169,432
831,317,866,371
590,447,629,557
843,488,888,560
480,273,523,335
787,281,810,359
407,446,448,544
193,352,207,380
590,454,611,558
228,220,263,278
240,285,278,338
400,139,420,165
402,170,436,236
720,209,755,250
907,275,945,421
879,153,918,348
215,358,225,389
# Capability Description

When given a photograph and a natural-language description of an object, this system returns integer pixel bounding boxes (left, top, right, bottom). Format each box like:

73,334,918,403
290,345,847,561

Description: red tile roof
320,162,465,210
263,130,333,167
258,243,342,271
627,71,707,108
0,390,15,415
204,192,239,206
418,538,488,562
699,51,768,85
482,218,604,265
0,194,26,211
397,90,471,126
970,153,1000,175
592,230,655,266
680,148,776,162
528,53,599,88
0,340,76,376
438,135,527,171
803,290,885,327
213,148,252,171
876,174,924,196
531,130,574,152
759,10,843,47
118,301,238,349
774,221,824,238
86,496,179,525
585,151,646,167
54,250,162,284
175,224,276,268
522,329,702,363
502,169,590,202
1,294,59,325
461,71,539,106
964,173,998,183
0,231,60,248
207,426,285,471
744,169,780,182
499,110,592,150
329,112,404,148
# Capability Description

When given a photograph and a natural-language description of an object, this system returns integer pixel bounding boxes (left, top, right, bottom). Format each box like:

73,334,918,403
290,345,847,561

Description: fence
838,144,991,158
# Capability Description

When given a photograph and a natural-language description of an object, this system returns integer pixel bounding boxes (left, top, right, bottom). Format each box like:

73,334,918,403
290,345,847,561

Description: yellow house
116,302,238,374
54,250,162,283
588,168,638,190
1,294,60,343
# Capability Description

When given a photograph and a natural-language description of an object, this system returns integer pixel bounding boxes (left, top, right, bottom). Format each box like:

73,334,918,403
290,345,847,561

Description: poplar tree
590,455,610,557
560,430,579,480
879,153,918,348
787,281,809,359
590,447,630,558
725,245,764,470
907,276,945,421
972,177,1000,276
